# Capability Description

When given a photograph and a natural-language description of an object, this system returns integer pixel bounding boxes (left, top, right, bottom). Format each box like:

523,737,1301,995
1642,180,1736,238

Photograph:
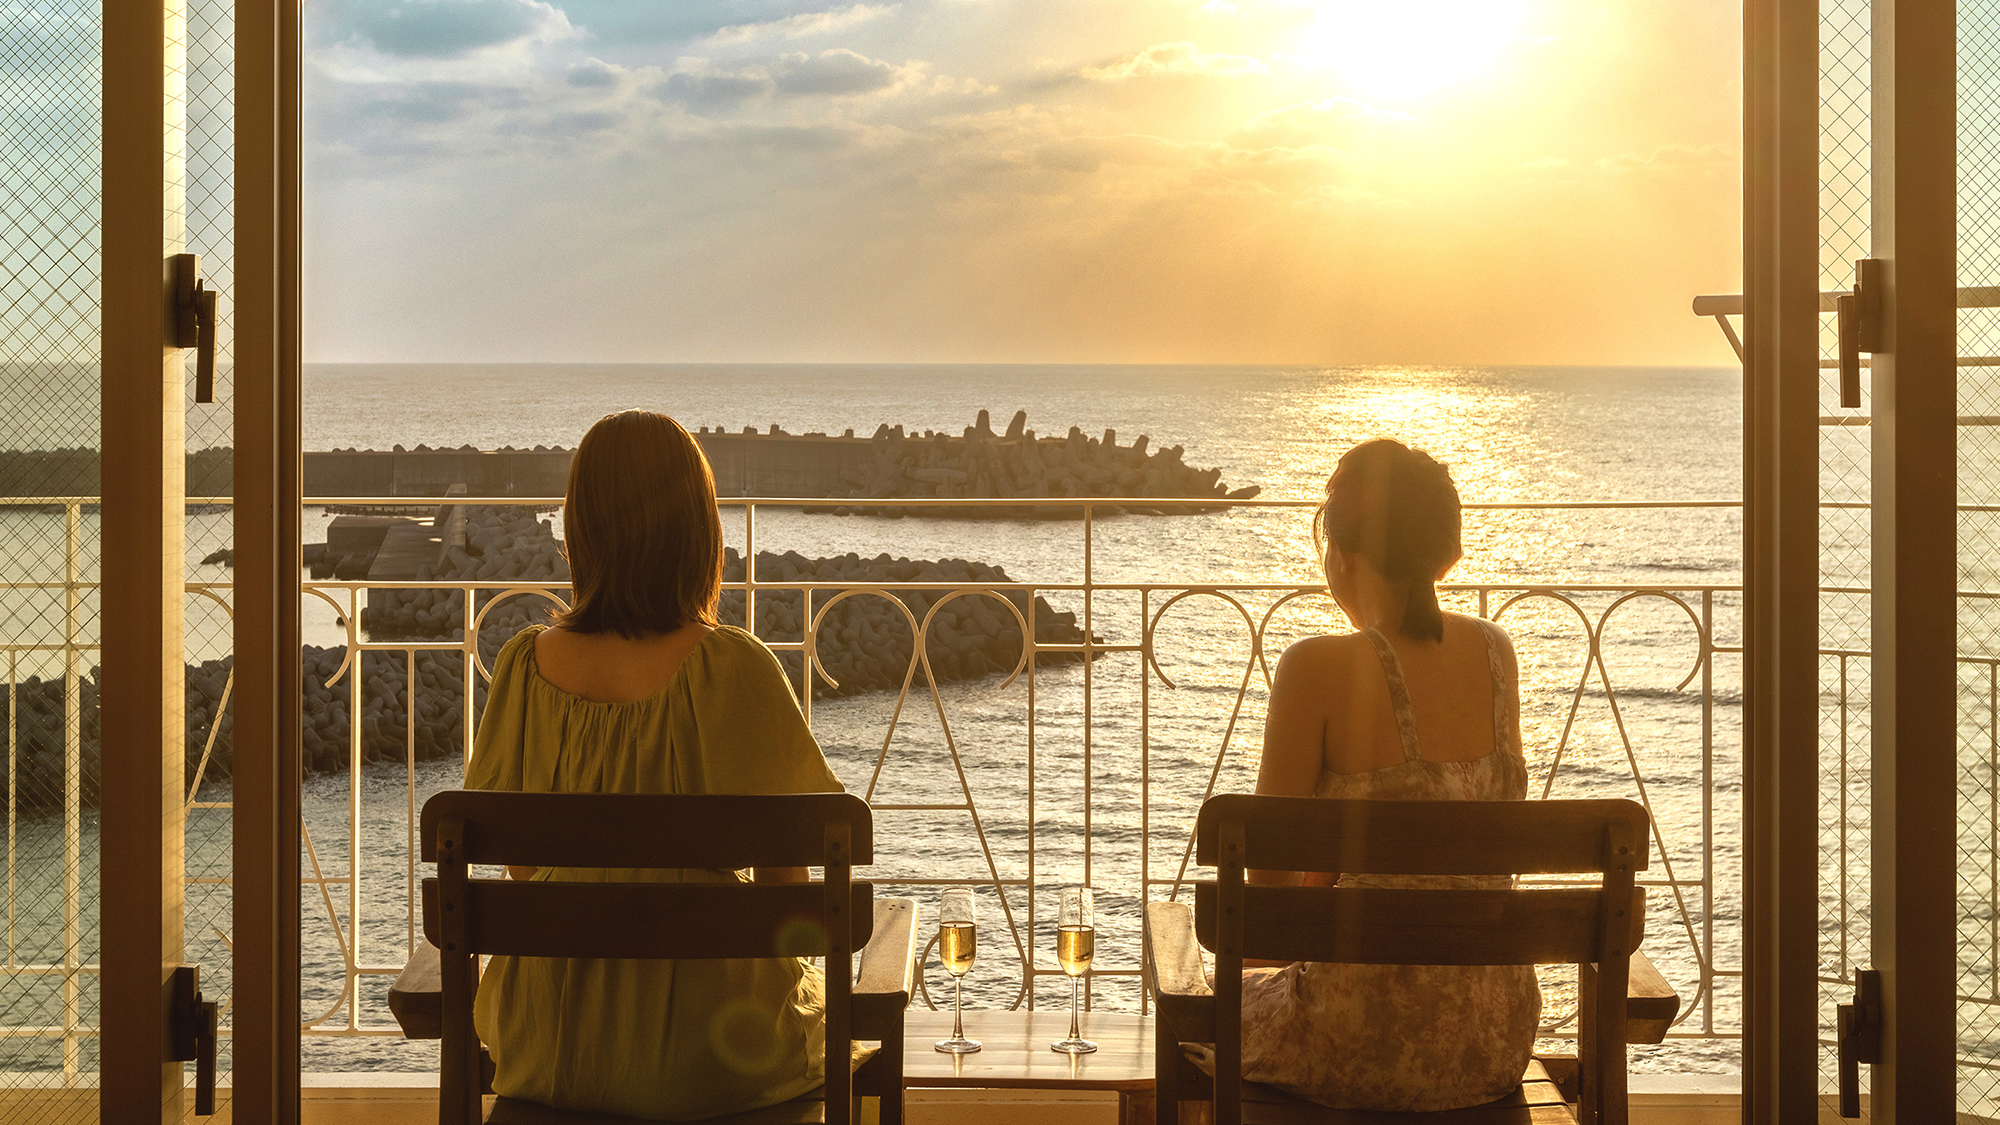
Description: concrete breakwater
352,505,1096,692
6,556,1096,808
792,409,1261,514
0,447,234,498
1,413,1255,515
333,536,1093,770
312,412,1258,512
4,512,1099,808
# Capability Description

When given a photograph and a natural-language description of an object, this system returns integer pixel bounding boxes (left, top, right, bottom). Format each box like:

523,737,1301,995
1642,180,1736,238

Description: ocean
5,363,1752,1078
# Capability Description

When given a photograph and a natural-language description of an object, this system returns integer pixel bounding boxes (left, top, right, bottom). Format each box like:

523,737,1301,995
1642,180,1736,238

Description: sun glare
1293,0,1531,99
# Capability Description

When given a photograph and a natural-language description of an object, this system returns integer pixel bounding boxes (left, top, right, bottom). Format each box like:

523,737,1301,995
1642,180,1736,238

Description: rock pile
354,517,1096,699
0,671,103,810
718,549,1094,695
357,505,567,649
283,520,1093,783
798,410,1256,514
305,542,379,580
298,646,471,774
292,543,1095,780
2,516,1100,807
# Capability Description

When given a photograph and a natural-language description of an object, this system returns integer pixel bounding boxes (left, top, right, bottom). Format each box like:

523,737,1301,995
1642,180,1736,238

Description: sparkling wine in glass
1051,886,1098,1054
933,887,981,1054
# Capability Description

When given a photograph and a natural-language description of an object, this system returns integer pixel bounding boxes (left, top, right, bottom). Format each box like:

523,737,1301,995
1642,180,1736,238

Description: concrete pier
0,414,1259,508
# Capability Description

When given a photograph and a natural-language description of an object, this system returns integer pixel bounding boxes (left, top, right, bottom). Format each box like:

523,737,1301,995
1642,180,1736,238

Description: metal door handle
171,253,219,403
1836,259,1883,409
1835,967,1881,1118
170,965,220,1115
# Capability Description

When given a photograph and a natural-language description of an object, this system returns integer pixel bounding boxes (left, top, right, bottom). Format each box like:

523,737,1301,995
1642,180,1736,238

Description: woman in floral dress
1227,438,1541,1111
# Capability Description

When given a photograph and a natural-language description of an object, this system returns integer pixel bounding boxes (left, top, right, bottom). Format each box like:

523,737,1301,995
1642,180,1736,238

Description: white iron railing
0,494,1755,1075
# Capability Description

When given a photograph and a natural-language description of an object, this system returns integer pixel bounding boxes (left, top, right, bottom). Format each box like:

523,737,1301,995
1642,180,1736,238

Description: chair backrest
421,790,874,1125
1192,794,1647,966
1189,795,1649,1125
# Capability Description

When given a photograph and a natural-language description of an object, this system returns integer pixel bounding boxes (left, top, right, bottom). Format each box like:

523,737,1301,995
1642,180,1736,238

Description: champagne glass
1050,886,1097,1054
933,887,981,1054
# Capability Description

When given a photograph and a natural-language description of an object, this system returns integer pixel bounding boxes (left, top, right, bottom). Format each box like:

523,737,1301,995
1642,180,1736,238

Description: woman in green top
466,409,844,1120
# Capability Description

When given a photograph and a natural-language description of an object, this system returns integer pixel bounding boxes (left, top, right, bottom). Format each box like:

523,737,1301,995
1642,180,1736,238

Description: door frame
99,1,302,1121
1740,0,1822,1117
1742,0,1958,1119
230,0,305,1119
99,0,190,1117
1866,0,1957,1115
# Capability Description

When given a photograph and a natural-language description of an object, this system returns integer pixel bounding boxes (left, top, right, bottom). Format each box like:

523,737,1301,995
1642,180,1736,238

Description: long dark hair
551,410,723,638
1313,439,1462,643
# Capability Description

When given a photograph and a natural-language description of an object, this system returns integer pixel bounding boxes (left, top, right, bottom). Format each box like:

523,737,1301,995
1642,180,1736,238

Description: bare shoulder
530,621,566,661
1274,632,1370,680
1449,612,1514,645
1448,613,1518,673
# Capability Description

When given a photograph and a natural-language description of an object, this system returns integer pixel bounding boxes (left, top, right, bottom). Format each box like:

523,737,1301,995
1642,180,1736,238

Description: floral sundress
1225,620,1543,1111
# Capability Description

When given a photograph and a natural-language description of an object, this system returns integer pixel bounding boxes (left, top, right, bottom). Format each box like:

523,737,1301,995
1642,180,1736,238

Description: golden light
1292,0,1532,99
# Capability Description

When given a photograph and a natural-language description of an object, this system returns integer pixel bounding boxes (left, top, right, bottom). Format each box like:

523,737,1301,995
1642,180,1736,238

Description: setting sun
1291,0,1533,99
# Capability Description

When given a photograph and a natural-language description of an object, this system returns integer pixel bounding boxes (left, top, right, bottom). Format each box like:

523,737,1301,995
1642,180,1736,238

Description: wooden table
903,1010,1155,1125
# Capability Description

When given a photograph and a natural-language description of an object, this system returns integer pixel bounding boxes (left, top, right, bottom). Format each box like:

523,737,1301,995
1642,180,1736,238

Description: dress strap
1360,628,1423,762
1474,618,1516,756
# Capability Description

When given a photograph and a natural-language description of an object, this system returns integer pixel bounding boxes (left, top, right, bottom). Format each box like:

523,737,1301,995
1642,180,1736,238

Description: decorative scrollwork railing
0,494,1767,1074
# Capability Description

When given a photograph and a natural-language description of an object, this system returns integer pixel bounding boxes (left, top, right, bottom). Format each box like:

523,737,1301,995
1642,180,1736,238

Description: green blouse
466,625,843,1120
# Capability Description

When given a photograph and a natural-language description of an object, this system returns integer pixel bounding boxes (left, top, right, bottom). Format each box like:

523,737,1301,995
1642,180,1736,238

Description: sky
302,0,1745,366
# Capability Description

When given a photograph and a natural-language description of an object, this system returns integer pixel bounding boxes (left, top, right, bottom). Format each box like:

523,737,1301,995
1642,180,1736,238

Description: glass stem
1069,975,1081,1042
952,974,964,1041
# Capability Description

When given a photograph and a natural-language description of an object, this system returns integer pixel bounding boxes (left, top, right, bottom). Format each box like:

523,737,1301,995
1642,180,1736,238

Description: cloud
548,108,629,133
548,0,892,47
1080,41,1269,82
305,76,541,161
772,48,908,96
567,58,624,88
328,0,574,59
649,50,917,106
335,80,524,126
656,63,778,109
708,4,899,45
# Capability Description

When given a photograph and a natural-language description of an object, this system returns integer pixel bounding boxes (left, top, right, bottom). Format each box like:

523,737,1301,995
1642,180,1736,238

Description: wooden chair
419,790,920,1125
1147,795,1670,1125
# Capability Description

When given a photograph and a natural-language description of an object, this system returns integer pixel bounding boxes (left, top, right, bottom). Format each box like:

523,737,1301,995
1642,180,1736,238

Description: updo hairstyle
1313,439,1463,643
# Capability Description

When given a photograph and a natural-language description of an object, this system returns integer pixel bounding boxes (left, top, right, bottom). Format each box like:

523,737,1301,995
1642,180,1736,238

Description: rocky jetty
1,670,103,809
0,446,234,498
6,547,1094,808
6,415,1259,514
700,410,1259,515
353,506,1095,693
0,508,1101,807
322,538,1088,777
717,549,1093,694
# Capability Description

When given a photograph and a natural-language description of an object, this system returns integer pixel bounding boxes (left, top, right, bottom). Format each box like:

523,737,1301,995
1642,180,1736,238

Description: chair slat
419,791,873,868
1193,884,1643,966
1194,796,1649,875
1238,1100,1578,1125
423,878,875,959
488,1092,829,1124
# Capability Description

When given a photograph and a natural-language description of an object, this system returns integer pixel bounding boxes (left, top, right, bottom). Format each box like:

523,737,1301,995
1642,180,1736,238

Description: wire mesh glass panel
0,0,102,1117
1819,0,1873,1104
183,0,234,1109
1960,2,2000,1110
